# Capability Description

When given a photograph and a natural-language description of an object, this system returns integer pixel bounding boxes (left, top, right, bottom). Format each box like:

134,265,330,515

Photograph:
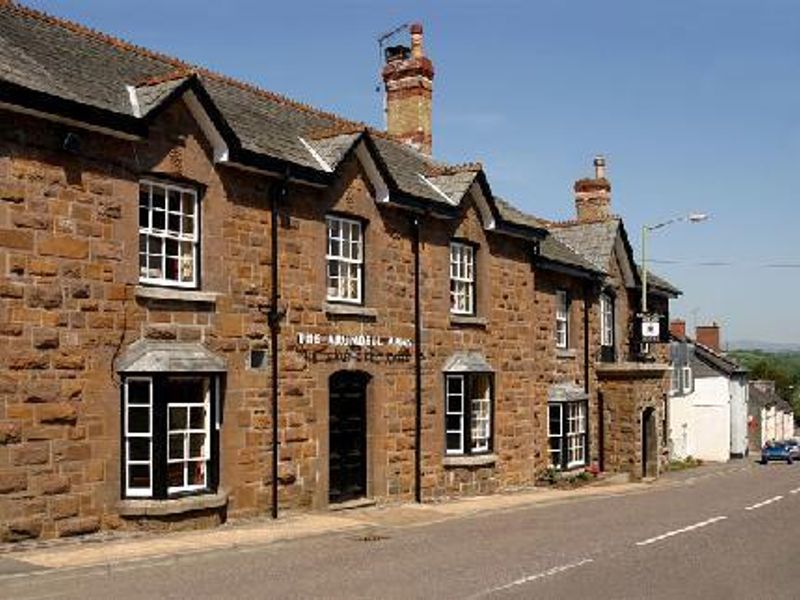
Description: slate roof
549,220,620,273
0,4,489,213
671,333,747,378
0,3,649,280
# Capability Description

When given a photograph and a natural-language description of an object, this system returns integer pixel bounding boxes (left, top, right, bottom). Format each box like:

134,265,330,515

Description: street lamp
641,212,708,316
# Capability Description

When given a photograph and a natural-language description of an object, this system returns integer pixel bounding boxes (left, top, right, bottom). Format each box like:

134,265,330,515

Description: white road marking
635,516,727,547
745,495,784,510
476,558,594,596
789,487,800,495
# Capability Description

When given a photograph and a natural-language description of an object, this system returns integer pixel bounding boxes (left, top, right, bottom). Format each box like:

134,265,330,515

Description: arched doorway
329,371,370,504
642,407,657,478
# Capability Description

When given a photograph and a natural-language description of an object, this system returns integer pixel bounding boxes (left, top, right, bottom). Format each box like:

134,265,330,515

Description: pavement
0,472,649,573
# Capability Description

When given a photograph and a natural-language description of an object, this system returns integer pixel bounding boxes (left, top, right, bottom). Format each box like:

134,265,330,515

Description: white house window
123,376,217,499
669,366,680,395
556,290,569,349
682,365,693,394
548,403,563,468
326,215,363,303
548,400,587,470
600,294,614,347
450,242,475,315
139,181,198,288
445,373,493,455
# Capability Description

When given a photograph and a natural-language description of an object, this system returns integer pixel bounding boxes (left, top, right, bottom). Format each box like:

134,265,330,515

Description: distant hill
727,340,800,353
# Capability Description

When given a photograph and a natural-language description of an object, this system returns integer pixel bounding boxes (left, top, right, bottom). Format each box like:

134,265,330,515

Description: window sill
449,315,487,328
135,285,219,304
117,489,228,517
323,302,377,321
556,348,577,359
443,453,497,468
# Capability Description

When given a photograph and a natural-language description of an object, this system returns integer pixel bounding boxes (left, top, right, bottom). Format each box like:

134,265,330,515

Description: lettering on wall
294,332,413,364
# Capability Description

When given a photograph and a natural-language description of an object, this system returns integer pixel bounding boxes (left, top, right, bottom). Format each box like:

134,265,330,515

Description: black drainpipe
270,170,289,520
583,280,591,464
412,215,422,504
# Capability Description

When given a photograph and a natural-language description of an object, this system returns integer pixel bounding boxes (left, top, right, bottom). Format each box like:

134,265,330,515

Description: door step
329,498,376,512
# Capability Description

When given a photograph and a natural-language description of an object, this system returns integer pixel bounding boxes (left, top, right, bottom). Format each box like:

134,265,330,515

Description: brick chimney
382,23,434,154
696,323,721,352
670,319,686,339
574,156,612,222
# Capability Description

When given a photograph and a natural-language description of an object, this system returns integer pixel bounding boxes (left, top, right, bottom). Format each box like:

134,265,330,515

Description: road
2,460,799,599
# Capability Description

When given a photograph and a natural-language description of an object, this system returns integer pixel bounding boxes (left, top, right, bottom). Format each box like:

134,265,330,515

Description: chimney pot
381,21,434,154
594,155,606,179
573,156,612,222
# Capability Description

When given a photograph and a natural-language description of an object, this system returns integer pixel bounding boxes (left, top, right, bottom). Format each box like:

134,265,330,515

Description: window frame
548,400,588,471
682,365,693,394
449,241,477,316
600,293,614,348
444,373,494,456
325,214,365,305
138,179,200,289
669,366,680,396
555,289,569,349
121,374,220,500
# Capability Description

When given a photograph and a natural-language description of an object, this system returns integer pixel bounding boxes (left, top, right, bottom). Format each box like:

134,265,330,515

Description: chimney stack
670,319,686,339
573,155,612,222
696,323,721,352
382,23,435,154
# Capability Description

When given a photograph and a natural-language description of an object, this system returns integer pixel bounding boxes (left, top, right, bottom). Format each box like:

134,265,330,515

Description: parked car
785,439,800,459
761,442,794,465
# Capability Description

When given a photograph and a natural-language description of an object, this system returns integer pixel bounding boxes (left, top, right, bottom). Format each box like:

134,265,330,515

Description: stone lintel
450,315,488,328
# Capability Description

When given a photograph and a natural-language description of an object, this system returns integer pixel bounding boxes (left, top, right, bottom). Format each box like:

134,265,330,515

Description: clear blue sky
27,0,800,346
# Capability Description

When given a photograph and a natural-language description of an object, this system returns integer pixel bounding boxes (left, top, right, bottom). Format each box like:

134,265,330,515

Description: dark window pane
447,396,462,414
446,415,461,431
166,378,206,404
169,434,183,460
139,206,149,228
165,256,179,280
139,185,149,208
189,407,206,430
168,213,181,234
128,465,150,490
129,438,150,461
152,186,165,210
128,380,150,405
168,462,184,488
446,433,462,452
127,407,150,434
169,407,187,430
447,377,462,396
189,461,206,486
168,189,181,212
152,210,165,231
189,433,205,458
165,238,178,256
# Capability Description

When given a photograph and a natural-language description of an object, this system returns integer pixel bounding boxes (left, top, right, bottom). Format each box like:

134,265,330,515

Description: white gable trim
298,137,334,173
182,90,229,163
354,142,390,204
126,85,142,118
418,173,455,205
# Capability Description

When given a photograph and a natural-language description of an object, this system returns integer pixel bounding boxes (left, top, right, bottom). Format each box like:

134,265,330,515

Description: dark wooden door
329,372,368,504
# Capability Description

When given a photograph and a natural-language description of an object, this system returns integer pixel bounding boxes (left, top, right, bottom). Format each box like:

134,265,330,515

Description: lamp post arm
641,224,648,314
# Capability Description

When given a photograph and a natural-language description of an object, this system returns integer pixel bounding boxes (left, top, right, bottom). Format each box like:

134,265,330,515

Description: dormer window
450,242,475,315
326,215,363,304
139,180,198,288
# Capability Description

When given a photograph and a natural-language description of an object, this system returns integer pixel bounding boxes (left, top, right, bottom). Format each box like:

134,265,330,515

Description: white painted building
668,323,748,462
748,380,795,451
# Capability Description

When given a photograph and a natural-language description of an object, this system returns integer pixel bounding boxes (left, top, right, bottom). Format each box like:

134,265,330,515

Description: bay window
445,373,493,455
123,375,219,499
548,400,587,470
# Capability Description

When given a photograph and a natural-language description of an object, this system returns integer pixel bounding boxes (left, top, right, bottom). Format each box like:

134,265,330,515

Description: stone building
0,2,676,541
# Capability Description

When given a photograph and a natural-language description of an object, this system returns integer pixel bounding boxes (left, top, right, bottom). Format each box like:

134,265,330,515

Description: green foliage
729,350,800,416
668,456,704,471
